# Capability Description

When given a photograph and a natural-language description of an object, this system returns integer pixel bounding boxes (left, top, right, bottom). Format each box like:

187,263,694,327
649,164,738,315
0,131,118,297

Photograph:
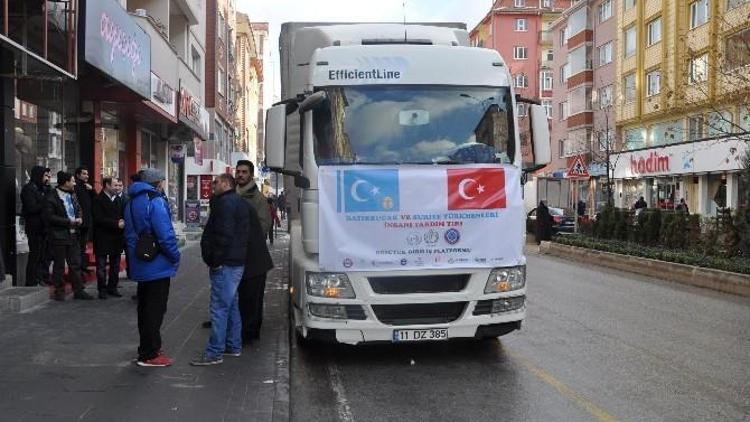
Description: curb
539,241,750,297
271,233,291,422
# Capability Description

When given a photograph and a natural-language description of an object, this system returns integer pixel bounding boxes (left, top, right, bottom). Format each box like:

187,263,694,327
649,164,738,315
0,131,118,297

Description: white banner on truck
318,165,525,272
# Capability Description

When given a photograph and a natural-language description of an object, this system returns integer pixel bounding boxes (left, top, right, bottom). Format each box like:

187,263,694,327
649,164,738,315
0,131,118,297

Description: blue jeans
206,265,244,358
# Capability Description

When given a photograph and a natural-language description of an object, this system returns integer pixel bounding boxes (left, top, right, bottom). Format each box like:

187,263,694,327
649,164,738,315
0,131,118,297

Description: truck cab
265,23,551,345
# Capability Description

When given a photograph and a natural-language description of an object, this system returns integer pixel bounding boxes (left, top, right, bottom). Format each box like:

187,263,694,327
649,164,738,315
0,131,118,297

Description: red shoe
137,355,173,367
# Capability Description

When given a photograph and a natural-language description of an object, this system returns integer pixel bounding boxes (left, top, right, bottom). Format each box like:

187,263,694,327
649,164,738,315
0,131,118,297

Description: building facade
470,0,571,120
234,13,262,173
611,0,750,214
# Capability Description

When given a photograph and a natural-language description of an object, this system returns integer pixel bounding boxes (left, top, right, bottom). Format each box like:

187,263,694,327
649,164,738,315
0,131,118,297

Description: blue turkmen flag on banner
337,169,400,213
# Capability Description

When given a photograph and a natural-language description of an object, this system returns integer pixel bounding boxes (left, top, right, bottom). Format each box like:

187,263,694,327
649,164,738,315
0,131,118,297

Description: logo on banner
447,168,506,210
424,229,440,244
343,258,353,268
338,169,400,213
444,228,461,245
407,233,422,246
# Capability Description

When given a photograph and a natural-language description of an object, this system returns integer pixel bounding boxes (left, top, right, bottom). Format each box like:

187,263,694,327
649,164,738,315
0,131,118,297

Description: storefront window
101,116,124,178
650,120,684,146
624,128,646,150
706,111,733,137
738,106,750,133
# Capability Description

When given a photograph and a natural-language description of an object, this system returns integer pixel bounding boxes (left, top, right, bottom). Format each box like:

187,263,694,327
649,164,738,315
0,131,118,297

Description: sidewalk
0,233,290,422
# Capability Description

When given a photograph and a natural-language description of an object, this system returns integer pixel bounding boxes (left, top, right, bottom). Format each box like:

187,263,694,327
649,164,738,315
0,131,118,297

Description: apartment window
624,128,645,150
218,13,226,39
558,139,565,158
542,70,553,90
513,46,528,59
599,85,614,108
559,101,569,120
191,46,202,79
543,0,553,7
568,86,593,115
218,67,226,95
646,70,661,96
516,0,527,7
688,53,708,83
599,41,613,65
623,73,636,103
690,0,710,29
515,19,528,31
542,100,553,118
624,26,637,57
546,50,554,61
559,27,569,46
688,115,705,141
517,103,527,117
647,18,662,45
514,74,529,88
598,129,614,151
727,0,750,9
725,28,750,70
569,8,588,37
599,0,613,22
739,106,750,132
569,46,591,75
560,62,570,83
707,111,733,137
624,0,636,10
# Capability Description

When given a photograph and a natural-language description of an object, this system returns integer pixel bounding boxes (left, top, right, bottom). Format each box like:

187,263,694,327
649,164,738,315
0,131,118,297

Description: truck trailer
264,22,551,345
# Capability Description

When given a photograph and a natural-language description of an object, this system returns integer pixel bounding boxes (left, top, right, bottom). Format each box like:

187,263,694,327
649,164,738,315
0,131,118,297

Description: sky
236,0,493,107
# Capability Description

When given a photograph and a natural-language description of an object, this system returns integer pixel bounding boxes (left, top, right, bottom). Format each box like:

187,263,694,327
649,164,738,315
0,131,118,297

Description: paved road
290,250,750,422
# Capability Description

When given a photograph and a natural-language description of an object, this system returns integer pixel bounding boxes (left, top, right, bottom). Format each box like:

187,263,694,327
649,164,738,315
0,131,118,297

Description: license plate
392,328,449,342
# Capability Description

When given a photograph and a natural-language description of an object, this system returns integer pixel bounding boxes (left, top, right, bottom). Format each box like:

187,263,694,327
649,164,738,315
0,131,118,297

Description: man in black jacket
92,177,125,299
45,171,93,301
75,167,94,276
21,166,51,286
192,174,249,366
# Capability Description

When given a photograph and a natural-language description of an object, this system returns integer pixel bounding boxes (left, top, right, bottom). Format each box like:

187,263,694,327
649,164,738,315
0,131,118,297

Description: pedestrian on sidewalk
535,200,553,245
192,174,249,366
74,167,95,277
235,161,273,342
92,177,125,299
44,171,93,301
21,166,51,286
124,169,181,367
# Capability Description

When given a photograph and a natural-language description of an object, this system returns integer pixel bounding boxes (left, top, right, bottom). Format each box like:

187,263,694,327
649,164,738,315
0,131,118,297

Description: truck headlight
485,266,526,293
306,272,356,298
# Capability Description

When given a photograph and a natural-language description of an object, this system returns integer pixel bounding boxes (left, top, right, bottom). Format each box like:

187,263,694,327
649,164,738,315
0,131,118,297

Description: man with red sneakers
124,169,181,367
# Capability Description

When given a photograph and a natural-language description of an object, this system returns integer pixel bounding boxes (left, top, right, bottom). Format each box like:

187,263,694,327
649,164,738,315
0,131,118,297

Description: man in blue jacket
124,169,181,367
191,174,249,366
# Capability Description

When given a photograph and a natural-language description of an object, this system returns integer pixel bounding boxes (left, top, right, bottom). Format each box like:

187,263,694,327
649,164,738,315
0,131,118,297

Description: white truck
265,22,550,345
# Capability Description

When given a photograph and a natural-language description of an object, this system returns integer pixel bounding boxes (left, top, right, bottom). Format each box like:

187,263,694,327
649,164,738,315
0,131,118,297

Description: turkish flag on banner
447,168,506,210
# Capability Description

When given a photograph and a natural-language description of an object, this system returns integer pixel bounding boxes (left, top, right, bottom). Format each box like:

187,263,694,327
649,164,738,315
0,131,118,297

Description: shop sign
85,0,151,98
611,137,748,179
194,137,204,166
199,175,213,200
185,200,201,228
169,144,185,164
179,84,210,140
150,73,177,118
186,175,198,200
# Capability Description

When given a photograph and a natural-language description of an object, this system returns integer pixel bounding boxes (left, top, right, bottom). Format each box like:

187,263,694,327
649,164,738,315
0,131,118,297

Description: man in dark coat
44,171,93,301
21,166,51,286
191,174,249,366
74,167,95,276
535,200,553,244
92,177,125,299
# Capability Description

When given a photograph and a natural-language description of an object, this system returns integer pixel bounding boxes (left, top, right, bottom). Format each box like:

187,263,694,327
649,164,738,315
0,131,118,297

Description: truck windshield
312,85,515,165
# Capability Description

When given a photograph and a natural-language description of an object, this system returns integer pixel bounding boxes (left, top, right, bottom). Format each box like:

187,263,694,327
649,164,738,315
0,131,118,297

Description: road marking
327,363,354,422
508,349,620,422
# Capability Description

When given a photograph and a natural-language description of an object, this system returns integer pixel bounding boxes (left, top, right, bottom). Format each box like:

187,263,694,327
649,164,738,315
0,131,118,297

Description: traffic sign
568,155,590,178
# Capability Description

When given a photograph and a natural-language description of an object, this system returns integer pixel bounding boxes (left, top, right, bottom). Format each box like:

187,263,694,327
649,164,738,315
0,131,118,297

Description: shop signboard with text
611,137,749,179
150,73,177,119
185,200,201,228
85,0,151,98
178,83,210,140
199,175,213,204
318,165,524,272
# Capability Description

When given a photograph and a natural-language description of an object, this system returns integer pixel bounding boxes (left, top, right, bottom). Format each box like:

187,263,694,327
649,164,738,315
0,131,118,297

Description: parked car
526,207,576,235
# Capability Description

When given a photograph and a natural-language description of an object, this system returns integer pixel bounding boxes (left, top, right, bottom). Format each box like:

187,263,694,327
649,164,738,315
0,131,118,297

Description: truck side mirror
264,105,286,170
299,90,327,113
528,104,551,168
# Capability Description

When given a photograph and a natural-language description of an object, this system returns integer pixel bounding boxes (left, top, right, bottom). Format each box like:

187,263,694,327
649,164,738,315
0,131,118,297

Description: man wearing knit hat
124,168,181,367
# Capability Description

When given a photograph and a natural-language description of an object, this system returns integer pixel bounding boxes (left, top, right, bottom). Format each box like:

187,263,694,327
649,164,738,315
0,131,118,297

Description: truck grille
368,275,469,294
371,302,467,326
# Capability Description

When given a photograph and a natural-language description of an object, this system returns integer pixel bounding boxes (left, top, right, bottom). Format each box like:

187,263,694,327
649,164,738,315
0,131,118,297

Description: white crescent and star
458,178,485,200
350,180,368,202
